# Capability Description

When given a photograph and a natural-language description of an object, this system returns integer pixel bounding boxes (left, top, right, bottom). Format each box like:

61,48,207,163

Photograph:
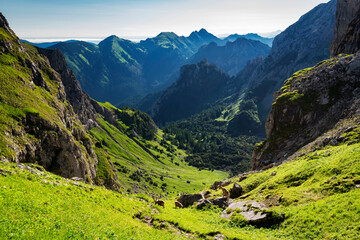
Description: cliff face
252,0,360,170
330,0,360,56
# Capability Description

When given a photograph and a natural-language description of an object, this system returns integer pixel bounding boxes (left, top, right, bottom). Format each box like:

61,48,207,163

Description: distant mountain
223,33,274,47
50,38,145,105
190,38,270,75
151,60,232,125
21,39,91,48
187,28,223,47
50,29,224,106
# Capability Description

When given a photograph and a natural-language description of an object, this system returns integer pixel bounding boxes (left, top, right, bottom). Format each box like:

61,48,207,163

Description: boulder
229,183,243,199
177,194,203,207
213,234,227,240
196,199,212,209
209,197,232,208
221,201,284,227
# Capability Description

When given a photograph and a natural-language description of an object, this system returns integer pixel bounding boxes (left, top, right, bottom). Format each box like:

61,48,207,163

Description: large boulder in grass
221,201,285,227
209,197,232,208
177,194,203,207
229,183,243,199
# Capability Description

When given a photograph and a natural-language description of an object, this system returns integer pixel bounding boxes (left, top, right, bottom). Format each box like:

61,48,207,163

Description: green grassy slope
0,162,187,240
152,133,360,239
1,138,359,239
89,103,228,196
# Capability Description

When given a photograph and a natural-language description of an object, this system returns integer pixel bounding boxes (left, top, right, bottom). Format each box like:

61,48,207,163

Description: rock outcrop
252,54,360,169
177,194,203,207
221,201,284,226
229,183,243,199
330,0,360,56
334,9,360,55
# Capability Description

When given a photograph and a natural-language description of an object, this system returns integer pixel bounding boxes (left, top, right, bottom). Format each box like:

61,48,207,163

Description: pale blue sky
1,0,329,40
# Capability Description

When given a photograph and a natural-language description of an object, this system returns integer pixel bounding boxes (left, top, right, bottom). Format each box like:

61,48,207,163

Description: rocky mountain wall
330,0,360,56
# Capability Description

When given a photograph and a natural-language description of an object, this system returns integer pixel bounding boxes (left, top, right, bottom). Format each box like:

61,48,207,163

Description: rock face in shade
330,0,360,56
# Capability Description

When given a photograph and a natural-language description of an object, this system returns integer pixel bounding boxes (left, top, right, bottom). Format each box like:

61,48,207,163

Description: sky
1,0,330,42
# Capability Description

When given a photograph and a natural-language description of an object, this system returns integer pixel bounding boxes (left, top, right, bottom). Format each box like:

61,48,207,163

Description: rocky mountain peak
0,12,16,37
0,12,9,28
188,28,218,43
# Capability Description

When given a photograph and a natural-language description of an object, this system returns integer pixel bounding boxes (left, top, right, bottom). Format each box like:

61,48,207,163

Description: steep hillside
50,29,223,106
190,38,270,76
0,13,227,195
0,13,100,185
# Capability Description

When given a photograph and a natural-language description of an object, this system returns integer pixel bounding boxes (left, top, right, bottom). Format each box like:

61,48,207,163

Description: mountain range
149,0,337,129
138,0,337,175
47,29,273,107
223,33,274,46
189,38,271,76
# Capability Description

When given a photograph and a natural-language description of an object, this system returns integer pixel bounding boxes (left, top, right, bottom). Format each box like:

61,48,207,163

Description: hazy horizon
20,29,282,44
2,0,329,40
